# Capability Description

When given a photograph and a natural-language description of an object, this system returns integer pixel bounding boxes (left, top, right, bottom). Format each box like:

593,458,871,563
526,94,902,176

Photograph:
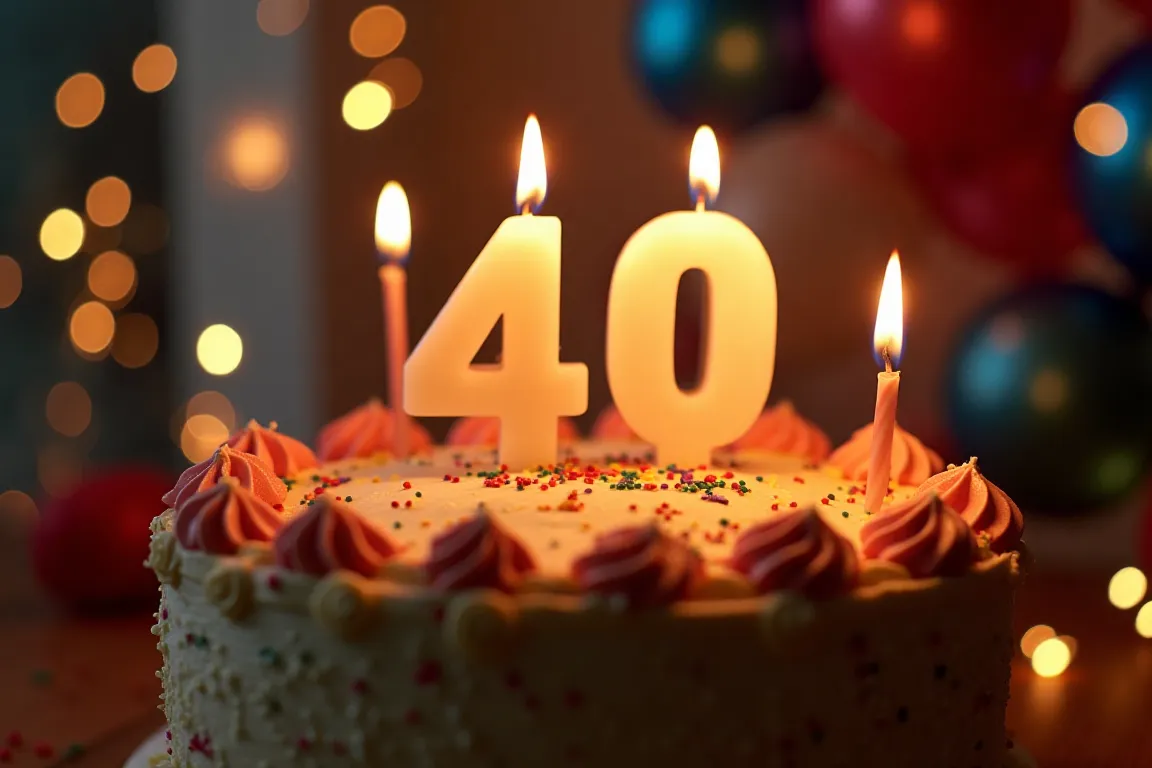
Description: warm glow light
257,0,309,36
56,73,105,128
342,81,393,130
1020,624,1056,659
1136,602,1152,638
873,251,904,367
367,57,423,109
133,44,178,93
46,382,92,437
1109,566,1147,609
1075,102,1128,157
69,301,115,355
715,27,762,74
0,256,21,309
181,414,230,463
112,313,159,369
1031,637,1071,678
689,125,720,208
85,176,132,227
40,209,85,261
223,117,290,191
375,181,411,262
186,391,236,431
349,5,406,58
87,250,137,302
516,114,547,213
197,324,243,376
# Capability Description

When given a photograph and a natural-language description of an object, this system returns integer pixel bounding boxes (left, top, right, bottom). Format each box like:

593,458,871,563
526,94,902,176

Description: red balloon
813,0,1073,152
910,99,1087,274
1121,0,1152,25
32,467,174,613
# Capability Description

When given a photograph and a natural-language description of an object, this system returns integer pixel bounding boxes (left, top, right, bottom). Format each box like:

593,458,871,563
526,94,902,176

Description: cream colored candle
606,127,777,468
404,116,588,469
865,252,904,513
375,181,413,457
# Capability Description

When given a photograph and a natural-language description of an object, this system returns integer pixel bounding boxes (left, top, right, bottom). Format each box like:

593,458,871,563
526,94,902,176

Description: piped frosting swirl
174,479,284,555
317,399,432,461
572,523,703,608
915,458,1024,554
162,445,287,510
446,416,579,447
828,422,944,487
274,496,399,578
730,507,858,598
860,493,977,578
426,507,536,592
591,405,639,441
227,420,318,476
729,401,832,463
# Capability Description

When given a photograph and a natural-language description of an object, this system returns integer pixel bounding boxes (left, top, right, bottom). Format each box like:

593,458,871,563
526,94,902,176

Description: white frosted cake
147,402,1027,767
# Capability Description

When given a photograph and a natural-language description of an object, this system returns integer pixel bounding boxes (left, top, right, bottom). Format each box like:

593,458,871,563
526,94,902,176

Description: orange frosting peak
828,422,944,487
860,493,977,578
446,416,580,448
317,398,432,461
916,458,1024,554
227,420,318,476
163,445,287,510
729,401,832,463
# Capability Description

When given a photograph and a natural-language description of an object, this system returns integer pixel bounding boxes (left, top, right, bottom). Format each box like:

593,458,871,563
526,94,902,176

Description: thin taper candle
865,252,904,513
375,181,413,457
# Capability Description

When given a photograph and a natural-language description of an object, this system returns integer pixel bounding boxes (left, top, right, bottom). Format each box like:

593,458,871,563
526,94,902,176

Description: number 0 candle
404,115,588,469
865,251,904,514
606,127,777,468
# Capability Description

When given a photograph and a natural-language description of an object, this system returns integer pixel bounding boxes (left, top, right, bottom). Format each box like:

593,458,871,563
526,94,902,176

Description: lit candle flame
516,114,547,214
375,181,411,264
873,251,903,369
689,125,720,209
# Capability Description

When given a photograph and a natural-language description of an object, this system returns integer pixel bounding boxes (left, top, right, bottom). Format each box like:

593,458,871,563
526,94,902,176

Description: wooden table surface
1,567,1148,767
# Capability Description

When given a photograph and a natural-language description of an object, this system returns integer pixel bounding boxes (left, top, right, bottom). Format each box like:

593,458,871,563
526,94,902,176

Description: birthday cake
147,401,1026,768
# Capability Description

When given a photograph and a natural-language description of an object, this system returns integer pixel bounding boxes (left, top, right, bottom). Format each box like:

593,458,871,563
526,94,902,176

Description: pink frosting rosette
860,493,977,578
426,508,536,592
915,458,1024,554
730,507,858,598
828,422,944,487
227,420,317,476
317,399,433,461
572,523,703,608
729,401,832,463
274,496,399,578
174,479,284,555
163,445,286,510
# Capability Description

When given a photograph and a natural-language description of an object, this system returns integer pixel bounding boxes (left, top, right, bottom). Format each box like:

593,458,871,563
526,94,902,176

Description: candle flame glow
873,251,904,369
689,125,720,208
516,114,547,214
375,181,411,264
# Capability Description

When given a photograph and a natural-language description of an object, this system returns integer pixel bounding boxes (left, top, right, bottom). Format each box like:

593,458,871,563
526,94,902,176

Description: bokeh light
46,382,92,437
87,250,137,302
349,5,406,58
186,390,237,431
342,81,392,130
223,117,290,191
1136,602,1152,638
0,490,37,536
0,256,22,309
1075,102,1128,158
1029,368,1068,413
181,413,230,463
112,313,159,369
1031,637,1071,678
197,324,243,375
367,57,423,109
56,73,105,128
121,204,169,254
714,26,761,75
85,176,132,227
133,44,178,93
257,0,309,36
69,301,115,355
1056,635,1078,660
40,209,85,261
38,445,81,498
1109,566,1147,609
1020,624,1055,658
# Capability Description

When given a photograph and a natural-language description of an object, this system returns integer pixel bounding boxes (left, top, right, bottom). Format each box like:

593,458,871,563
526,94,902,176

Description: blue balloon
1073,42,1152,284
947,284,1152,514
630,0,823,134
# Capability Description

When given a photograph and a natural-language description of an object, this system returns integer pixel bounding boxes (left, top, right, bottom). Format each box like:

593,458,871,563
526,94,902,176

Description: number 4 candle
404,115,588,469
865,252,904,514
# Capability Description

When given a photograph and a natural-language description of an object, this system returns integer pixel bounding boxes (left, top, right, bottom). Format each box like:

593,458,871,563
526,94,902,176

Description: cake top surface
283,440,918,575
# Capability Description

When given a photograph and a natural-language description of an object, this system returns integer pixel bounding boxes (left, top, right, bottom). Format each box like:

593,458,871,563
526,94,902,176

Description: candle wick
520,202,532,216
695,196,706,213
882,346,893,373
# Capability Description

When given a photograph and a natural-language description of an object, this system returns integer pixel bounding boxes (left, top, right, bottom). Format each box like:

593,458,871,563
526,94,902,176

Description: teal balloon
947,284,1152,513
1072,42,1152,284
630,0,823,134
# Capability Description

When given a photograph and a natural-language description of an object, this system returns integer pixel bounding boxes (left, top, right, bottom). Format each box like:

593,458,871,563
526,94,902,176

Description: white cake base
124,728,167,768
